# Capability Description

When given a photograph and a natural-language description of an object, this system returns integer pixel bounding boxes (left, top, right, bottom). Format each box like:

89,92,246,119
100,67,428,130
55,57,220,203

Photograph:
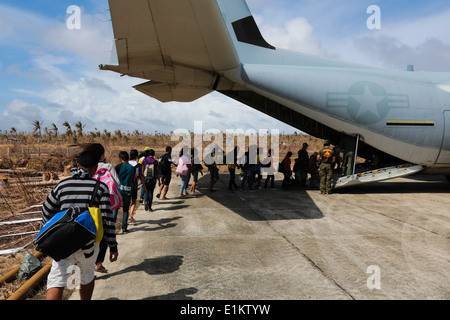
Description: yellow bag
89,207,103,243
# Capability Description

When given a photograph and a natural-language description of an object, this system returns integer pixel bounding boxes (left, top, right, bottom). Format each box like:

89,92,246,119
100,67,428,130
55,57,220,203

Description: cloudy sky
1,0,449,135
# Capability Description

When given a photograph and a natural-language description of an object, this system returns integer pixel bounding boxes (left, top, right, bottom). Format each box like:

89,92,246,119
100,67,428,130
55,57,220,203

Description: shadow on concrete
182,172,449,223
142,287,199,300
161,205,191,211
97,255,184,281
127,216,183,233
194,173,324,221
105,287,199,300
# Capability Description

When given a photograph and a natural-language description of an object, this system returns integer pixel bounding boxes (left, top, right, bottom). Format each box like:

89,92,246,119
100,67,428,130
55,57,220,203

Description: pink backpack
94,167,122,210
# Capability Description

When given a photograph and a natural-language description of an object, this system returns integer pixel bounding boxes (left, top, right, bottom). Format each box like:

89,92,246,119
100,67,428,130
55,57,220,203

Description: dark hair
77,150,99,168
166,146,172,152
139,149,150,158
119,151,129,162
77,143,104,158
130,149,138,160
287,151,293,157
149,149,155,156
72,143,104,164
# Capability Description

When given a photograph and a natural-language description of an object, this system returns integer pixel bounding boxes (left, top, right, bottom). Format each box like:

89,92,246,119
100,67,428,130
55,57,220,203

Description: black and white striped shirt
42,167,118,253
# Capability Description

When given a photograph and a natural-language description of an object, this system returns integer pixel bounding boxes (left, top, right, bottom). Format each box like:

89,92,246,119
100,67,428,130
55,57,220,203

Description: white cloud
320,7,450,71
4,1,449,137
0,3,113,64
260,17,325,55
4,63,294,135
0,2,300,134
0,99,44,131
0,5,51,45
382,9,450,48
252,8,326,56
353,35,450,72
41,12,114,64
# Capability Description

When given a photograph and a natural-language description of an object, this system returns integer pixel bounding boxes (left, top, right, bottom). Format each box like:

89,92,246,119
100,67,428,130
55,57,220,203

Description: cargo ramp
332,164,425,189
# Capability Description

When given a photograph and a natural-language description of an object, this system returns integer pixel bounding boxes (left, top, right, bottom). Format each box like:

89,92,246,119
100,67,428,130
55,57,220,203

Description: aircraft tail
101,0,283,102
215,0,277,63
100,0,369,102
215,0,365,68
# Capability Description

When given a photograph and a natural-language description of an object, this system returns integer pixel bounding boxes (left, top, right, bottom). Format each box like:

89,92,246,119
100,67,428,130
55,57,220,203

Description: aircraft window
232,16,276,50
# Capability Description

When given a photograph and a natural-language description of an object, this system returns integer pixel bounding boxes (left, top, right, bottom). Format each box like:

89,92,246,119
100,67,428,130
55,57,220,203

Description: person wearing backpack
42,148,118,300
114,151,136,233
156,146,173,200
205,148,219,192
94,146,121,274
137,148,151,203
142,149,160,211
129,149,146,221
175,148,191,197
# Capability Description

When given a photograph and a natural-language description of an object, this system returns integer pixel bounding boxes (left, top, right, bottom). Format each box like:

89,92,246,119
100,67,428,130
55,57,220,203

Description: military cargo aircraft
100,0,450,188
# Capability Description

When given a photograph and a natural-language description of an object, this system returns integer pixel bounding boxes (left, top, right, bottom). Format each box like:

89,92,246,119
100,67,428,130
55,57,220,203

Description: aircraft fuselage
220,45,450,172
102,0,450,175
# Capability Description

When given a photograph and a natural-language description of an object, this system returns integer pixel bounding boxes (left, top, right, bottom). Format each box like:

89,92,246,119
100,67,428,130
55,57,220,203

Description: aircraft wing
100,0,242,102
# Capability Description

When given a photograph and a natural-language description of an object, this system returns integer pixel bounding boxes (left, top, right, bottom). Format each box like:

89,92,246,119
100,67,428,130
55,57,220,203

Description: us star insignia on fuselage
326,81,410,125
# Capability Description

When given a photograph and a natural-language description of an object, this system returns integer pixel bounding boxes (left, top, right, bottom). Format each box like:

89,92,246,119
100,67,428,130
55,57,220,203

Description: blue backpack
35,181,100,261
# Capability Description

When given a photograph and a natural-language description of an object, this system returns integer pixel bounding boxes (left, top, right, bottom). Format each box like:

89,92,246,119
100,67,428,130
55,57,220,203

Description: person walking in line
42,148,118,300
239,150,251,191
138,148,151,203
227,146,239,191
91,144,120,274
247,145,257,190
251,147,263,189
142,149,160,211
190,147,203,194
317,140,336,195
205,148,219,192
176,148,191,197
307,153,320,189
157,146,173,200
114,151,136,233
297,143,309,187
281,151,293,190
263,148,275,188
129,149,145,222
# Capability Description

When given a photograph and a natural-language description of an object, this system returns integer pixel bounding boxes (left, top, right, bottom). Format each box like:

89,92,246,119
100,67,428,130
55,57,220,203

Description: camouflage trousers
319,163,333,193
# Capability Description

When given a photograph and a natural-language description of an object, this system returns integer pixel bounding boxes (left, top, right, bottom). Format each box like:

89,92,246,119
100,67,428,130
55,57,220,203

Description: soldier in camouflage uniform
317,140,335,194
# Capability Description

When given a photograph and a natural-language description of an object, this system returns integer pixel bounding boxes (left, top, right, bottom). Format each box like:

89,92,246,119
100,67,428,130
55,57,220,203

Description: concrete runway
72,173,449,300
